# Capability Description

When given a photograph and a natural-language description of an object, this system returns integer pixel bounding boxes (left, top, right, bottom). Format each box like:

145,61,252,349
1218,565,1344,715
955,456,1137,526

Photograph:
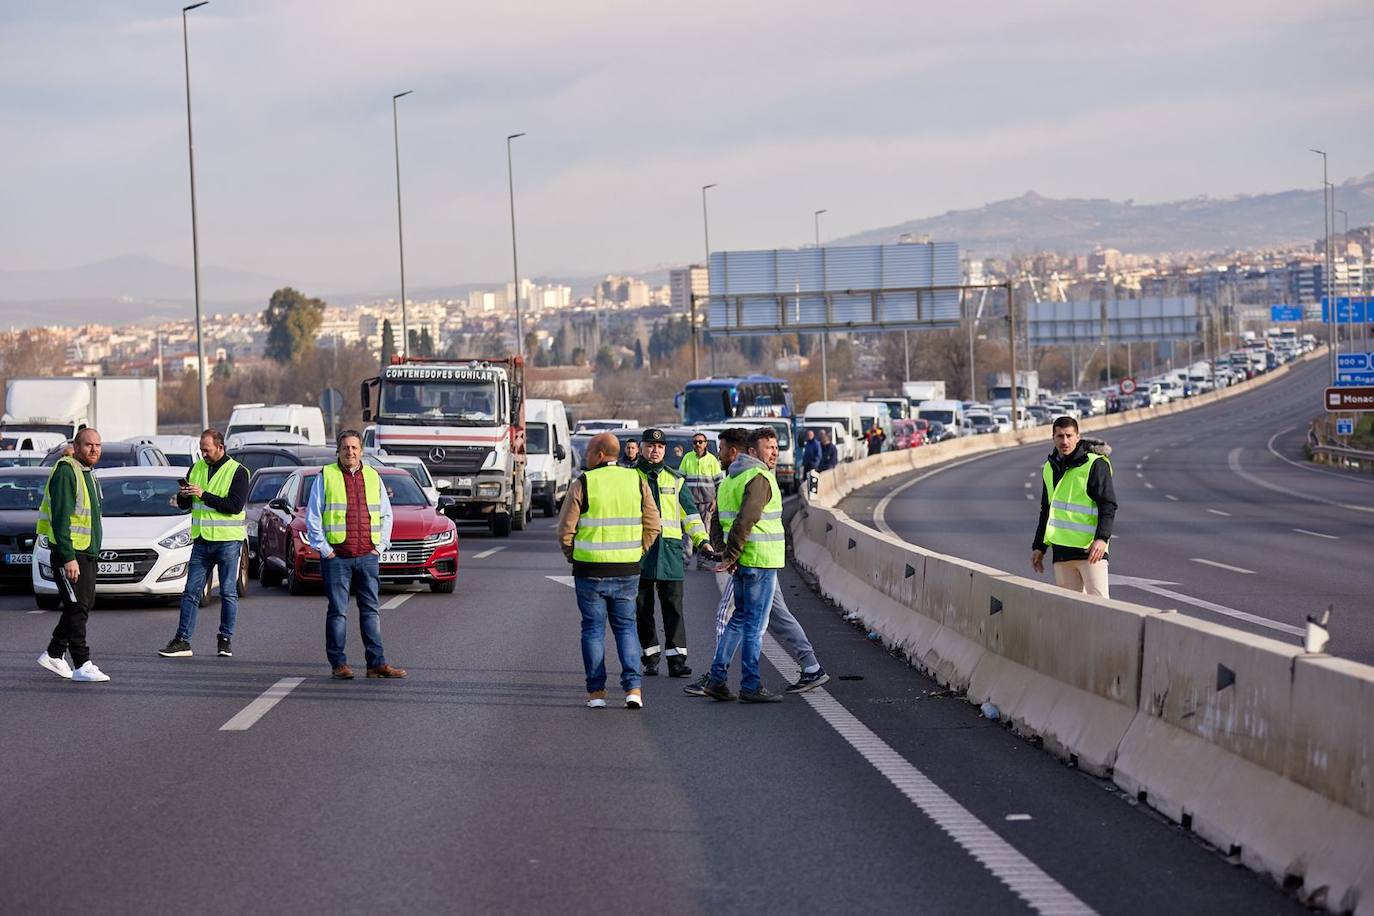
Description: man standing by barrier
801,429,820,476
1031,416,1116,598
37,428,110,683
306,430,405,680
558,432,661,709
159,429,250,659
678,431,722,569
818,430,838,471
634,428,713,678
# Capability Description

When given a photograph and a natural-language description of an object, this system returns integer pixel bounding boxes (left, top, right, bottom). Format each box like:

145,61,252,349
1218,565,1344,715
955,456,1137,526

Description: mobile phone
178,478,189,487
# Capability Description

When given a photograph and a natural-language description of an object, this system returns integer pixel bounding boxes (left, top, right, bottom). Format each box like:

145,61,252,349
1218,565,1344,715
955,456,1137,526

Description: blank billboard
1027,297,1200,344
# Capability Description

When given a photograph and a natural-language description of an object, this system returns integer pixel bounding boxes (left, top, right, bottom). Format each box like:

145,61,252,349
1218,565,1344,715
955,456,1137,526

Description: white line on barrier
756,633,1094,914
1189,558,1254,575
1227,447,1374,515
1293,528,1339,540
1165,494,1179,501
219,677,305,731
1111,576,1302,637
1206,509,1232,517
382,593,414,610
472,546,506,559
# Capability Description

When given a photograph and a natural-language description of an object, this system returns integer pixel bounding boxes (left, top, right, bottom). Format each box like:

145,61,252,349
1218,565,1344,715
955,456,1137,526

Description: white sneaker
625,689,643,710
586,690,607,709
71,661,110,683
38,651,73,679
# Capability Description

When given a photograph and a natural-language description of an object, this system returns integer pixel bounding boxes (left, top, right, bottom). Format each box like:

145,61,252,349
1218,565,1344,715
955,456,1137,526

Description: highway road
841,356,1374,664
0,511,1303,914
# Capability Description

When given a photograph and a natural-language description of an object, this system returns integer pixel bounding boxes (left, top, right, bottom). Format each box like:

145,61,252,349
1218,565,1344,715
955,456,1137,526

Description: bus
679,375,794,426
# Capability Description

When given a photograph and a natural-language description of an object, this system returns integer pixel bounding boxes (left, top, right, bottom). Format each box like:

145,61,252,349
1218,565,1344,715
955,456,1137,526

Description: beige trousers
1052,559,1110,598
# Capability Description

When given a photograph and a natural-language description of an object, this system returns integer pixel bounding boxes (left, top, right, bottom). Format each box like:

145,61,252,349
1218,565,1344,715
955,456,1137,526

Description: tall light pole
181,1,210,431
1337,207,1350,353
507,133,526,359
695,183,716,378
392,90,413,359
1311,149,1333,376
815,209,829,400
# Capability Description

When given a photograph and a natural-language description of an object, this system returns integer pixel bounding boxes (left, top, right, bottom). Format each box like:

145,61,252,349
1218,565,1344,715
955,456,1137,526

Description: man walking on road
36,428,110,683
1032,416,1116,598
159,429,250,659
558,432,661,709
634,428,713,678
678,431,723,569
306,430,406,680
686,428,829,699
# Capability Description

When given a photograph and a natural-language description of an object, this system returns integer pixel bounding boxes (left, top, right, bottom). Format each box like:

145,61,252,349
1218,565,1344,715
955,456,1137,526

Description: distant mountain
0,254,286,304
834,173,1374,256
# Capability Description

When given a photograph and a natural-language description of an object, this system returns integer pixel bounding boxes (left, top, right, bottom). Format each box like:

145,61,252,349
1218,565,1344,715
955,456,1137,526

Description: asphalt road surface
0,509,1306,915
842,356,1374,663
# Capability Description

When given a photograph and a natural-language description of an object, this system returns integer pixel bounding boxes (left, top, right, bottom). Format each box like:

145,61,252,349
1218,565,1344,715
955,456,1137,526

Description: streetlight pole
392,90,413,359
815,209,828,401
507,133,526,359
181,1,210,431
1337,207,1350,354
695,183,715,379
1311,149,1332,376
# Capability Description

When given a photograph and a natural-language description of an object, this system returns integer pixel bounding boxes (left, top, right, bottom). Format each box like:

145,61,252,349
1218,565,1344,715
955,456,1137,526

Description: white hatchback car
33,466,243,608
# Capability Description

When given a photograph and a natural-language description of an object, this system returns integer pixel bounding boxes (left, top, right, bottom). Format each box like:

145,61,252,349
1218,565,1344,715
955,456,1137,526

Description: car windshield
381,379,499,425
0,476,46,510
0,455,44,467
249,473,291,504
527,422,550,455
394,463,433,491
382,475,428,507
102,477,188,517
229,424,292,435
165,454,196,467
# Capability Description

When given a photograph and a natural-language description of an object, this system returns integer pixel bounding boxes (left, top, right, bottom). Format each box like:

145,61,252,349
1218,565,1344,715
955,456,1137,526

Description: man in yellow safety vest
1031,416,1117,597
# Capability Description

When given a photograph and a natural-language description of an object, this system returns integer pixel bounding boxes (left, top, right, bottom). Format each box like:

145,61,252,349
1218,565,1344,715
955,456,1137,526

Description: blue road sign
1337,419,1355,435
1270,304,1303,322
1337,353,1372,371
1336,372,1374,386
1321,297,1370,324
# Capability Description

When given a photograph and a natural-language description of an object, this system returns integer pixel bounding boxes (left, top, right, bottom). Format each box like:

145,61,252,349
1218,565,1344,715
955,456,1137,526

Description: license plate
5,553,31,564
380,551,407,564
457,478,473,490
98,562,134,575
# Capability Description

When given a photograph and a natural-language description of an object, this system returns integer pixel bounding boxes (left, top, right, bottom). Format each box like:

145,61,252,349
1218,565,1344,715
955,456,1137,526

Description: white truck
362,356,531,537
224,403,326,445
2,377,157,442
990,371,1039,412
902,380,946,403
525,398,573,517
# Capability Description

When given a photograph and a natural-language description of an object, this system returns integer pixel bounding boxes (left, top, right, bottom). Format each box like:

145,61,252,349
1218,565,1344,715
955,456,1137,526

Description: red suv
257,466,459,595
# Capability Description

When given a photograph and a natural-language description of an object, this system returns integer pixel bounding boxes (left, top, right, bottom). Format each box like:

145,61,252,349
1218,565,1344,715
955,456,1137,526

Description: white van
917,399,966,438
526,398,573,516
225,403,326,446
803,401,862,462
704,417,798,494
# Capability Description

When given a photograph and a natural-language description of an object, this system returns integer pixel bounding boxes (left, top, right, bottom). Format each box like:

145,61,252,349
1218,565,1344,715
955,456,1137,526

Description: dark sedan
244,467,298,576
0,468,47,589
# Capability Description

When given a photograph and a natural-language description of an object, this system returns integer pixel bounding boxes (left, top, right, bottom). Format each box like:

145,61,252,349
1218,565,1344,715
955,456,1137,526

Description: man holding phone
159,429,251,658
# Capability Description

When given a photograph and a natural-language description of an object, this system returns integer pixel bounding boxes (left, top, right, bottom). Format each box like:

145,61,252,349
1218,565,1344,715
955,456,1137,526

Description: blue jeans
575,575,642,693
176,539,241,640
322,553,386,669
709,567,777,693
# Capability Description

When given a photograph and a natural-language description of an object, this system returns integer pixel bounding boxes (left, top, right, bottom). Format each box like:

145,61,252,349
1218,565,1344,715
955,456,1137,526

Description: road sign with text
1270,304,1303,322
1337,353,1372,371
1321,297,1370,324
1336,372,1374,386
1337,419,1355,435
1326,387,1374,411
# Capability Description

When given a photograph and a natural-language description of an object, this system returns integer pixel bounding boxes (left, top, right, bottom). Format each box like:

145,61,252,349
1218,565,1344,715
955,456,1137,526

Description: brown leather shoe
366,664,407,679
331,664,355,680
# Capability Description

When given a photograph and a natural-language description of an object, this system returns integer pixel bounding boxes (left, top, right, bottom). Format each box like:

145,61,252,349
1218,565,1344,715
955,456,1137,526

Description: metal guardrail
1311,443,1374,472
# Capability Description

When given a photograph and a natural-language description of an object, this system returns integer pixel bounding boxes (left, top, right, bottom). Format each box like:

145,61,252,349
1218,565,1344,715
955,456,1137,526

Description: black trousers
48,554,97,668
636,578,686,660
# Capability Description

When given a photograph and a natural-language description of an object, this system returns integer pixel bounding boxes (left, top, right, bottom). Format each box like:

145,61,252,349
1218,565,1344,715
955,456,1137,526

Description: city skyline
3,0,1373,293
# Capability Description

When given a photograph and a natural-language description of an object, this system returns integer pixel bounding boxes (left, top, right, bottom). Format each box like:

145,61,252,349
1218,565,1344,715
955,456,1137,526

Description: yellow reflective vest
717,465,785,568
321,463,383,546
572,465,644,564
189,457,246,541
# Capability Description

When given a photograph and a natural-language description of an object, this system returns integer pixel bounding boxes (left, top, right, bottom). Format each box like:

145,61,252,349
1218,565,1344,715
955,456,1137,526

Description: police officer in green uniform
159,429,251,659
633,428,714,678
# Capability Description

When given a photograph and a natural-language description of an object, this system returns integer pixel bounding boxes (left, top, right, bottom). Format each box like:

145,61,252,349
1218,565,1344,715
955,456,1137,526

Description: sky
2,0,1372,293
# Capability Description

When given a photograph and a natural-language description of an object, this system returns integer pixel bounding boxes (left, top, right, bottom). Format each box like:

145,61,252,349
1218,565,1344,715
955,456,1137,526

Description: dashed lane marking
382,593,415,610
1165,494,1178,501
1023,481,1031,488
219,677,305,731
1293,528,1339,540
1006,814,1033,822
1135,472,1143,478
1143,482,1154,489
472,546,507,559
1206,509,1232,517
1189,558,1255,575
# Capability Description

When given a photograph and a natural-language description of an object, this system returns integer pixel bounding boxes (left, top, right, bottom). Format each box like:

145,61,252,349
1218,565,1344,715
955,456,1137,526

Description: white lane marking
1164,494,1179,501
472,546,507,559
1023,481,1031,489
1293,528,1339,540
1266,427,1374,486
1111,575,1303,637
219,677,305,731
757,633,1094,914
382,593,414,610
1025,494,1035,500
1189,558,1255,575
1206,509,1232,517
1134,463,1142,470
874,451,1020,535
547,575,576,588
1006,814,1034,822
1143,482,1154,489
1228,447,1374,515
1135,472,1143,478
26,609,45,614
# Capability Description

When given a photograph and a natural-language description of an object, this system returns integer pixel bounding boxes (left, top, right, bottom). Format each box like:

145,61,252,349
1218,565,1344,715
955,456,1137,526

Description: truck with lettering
361,357,530,537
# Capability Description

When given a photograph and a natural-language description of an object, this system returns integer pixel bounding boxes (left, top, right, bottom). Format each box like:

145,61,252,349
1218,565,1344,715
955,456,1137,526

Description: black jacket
1032,438,1117,562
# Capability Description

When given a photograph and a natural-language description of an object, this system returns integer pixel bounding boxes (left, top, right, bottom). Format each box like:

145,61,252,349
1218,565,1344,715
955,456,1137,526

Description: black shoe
682,674,710,697
703,680,735,702
643,664,659,677
739,687,784,703
217,636,233,658
158,638,192,658
667,657,692,678
642,653,660,676
786,668,829,694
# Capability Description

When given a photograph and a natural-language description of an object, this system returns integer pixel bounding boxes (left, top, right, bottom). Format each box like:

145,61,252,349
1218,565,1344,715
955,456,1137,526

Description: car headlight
477,482,502,497
425,528,456,545
159,530,193,550
528,471,546,482
481,449,499,470
157,563,188,582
